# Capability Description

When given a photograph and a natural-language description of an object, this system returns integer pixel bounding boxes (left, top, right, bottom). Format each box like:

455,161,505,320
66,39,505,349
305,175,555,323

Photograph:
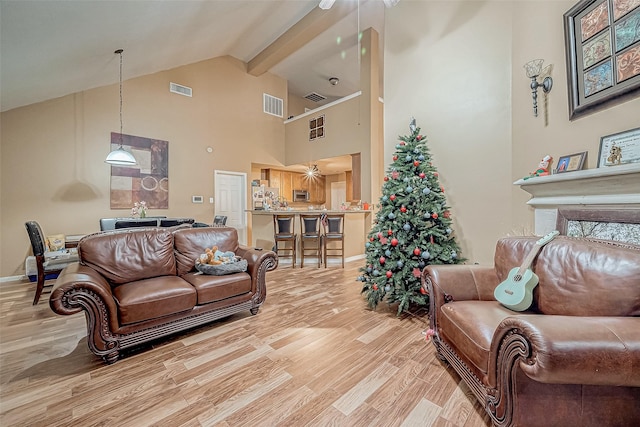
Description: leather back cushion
495,236,640,316
173,227,240,276
79,228,176,285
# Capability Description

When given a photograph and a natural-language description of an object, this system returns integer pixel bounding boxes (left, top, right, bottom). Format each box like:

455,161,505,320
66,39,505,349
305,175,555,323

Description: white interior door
331,181,347,210
214,170,247,244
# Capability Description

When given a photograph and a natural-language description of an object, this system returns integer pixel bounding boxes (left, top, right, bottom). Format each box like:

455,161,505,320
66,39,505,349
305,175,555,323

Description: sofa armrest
49,263,121,351
235,245,278,305
422,264,499,309
491,316,640,387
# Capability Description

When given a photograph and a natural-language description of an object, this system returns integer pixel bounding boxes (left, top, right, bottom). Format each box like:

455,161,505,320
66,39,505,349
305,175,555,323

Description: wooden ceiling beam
247,2,357,76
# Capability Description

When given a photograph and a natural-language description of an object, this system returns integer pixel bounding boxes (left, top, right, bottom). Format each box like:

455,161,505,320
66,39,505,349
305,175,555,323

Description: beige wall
385,1,640,265
287,93,316,118
1,56,287,276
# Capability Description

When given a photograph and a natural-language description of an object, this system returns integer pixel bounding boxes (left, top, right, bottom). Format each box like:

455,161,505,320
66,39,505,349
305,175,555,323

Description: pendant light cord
115,49,124,146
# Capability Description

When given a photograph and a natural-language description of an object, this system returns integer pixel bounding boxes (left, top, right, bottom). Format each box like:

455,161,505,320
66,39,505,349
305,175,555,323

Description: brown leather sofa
50,226,277,364
422,236,640,427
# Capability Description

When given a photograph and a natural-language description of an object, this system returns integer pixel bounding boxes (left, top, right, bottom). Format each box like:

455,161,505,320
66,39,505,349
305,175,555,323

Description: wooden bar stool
299,214,322,268
273,214,297,268
322,214,344,268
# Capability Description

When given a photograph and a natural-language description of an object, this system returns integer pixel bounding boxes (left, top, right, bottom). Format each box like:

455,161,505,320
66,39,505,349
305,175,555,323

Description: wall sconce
523,59,553,117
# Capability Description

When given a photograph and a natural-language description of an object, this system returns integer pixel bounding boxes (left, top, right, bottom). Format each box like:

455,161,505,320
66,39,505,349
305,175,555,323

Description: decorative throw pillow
46,234,66,251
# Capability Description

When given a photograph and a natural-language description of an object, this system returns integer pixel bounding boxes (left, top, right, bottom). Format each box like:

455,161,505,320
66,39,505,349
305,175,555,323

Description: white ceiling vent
170,82,192,97
304,92,326,103
263,93,283,118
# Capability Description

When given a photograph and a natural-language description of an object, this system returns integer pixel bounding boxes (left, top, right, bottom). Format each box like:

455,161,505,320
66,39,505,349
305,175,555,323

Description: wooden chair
213,215,228,225
299,214,322,268
322,214,344,268
24,221,79,305
273,214,297,268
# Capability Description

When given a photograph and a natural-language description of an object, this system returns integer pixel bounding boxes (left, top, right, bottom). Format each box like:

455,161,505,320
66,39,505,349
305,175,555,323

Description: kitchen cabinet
308,176,326,203
291,173,304,192
269,170,281,191
268,169,325,203
281,172,293,202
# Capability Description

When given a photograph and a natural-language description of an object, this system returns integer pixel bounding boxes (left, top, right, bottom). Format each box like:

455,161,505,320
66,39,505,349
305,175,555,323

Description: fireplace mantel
514,163,640,234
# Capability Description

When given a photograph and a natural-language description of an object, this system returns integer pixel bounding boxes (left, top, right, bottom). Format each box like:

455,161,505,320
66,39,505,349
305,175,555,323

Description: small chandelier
105,49,137,166
306,164,320,178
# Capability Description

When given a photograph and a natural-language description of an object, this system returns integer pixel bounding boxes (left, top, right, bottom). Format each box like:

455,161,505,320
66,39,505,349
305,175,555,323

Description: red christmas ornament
419,172,426,179
433,172,439,177
393,155,398,161
391,238,398,246
399,141,406,146
380,237,388,245
441,186,445,193
384,176,389,182
400,206,407,213
370,237,374,242
390,194,396,201
420,286,427,295
413,268,422,278
417,135,422,141
430,236,435,244
379,256,386,264
391,171,399,179
444,210,451,218
373,284,378,290
413,160,420,167
413,248,421,256
386,270,392,278
388,229,393,235
432,213,439,219
377,232,383,239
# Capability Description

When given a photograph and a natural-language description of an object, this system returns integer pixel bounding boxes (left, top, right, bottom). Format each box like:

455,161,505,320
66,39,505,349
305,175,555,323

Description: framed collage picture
564,0,640,120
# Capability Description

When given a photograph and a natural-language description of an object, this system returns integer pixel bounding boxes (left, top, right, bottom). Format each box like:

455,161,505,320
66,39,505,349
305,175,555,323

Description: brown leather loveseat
50,226,277,364
423,236,640,426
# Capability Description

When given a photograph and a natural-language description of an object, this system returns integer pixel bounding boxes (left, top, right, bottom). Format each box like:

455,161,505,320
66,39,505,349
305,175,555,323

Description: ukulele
494,230,559,312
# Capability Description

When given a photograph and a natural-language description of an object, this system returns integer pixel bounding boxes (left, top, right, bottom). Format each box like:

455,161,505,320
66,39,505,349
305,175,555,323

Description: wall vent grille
263,93,283,117
304,92,326,103
170,82,192,97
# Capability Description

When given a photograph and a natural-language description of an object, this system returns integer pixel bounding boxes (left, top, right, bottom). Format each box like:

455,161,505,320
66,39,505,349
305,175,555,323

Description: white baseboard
345,254,365,263
0,275,27,283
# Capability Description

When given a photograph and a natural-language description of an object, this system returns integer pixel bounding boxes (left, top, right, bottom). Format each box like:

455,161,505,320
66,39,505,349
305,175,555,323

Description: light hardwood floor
0,260,491,427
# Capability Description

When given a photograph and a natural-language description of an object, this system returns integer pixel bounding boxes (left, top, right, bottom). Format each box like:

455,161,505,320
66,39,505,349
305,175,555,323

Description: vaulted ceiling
0,0,387,112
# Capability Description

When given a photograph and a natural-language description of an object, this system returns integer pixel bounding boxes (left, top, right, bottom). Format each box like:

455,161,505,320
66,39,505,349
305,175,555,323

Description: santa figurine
524,155,552,179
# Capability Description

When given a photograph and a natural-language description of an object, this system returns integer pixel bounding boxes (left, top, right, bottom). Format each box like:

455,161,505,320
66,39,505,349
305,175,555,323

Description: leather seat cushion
182,272,252,304
113,276,196,325
439,300,515,377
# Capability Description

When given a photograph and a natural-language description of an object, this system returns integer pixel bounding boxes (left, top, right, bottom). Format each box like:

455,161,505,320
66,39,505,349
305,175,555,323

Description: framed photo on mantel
556,151,588,173
564,0,640,120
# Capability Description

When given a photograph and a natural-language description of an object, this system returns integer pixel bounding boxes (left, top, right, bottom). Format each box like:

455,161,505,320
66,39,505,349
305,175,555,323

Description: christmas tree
359,118,464,315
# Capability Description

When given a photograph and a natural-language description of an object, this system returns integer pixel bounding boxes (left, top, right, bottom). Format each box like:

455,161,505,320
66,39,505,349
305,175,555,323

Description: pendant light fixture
105,49,137,166
305,164,321,179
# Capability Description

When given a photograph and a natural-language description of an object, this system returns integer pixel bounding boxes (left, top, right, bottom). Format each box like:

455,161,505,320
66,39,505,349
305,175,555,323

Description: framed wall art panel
564,0,640,120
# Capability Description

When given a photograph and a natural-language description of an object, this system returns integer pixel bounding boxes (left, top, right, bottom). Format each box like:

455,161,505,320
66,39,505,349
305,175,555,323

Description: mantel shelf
514,163,640,207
